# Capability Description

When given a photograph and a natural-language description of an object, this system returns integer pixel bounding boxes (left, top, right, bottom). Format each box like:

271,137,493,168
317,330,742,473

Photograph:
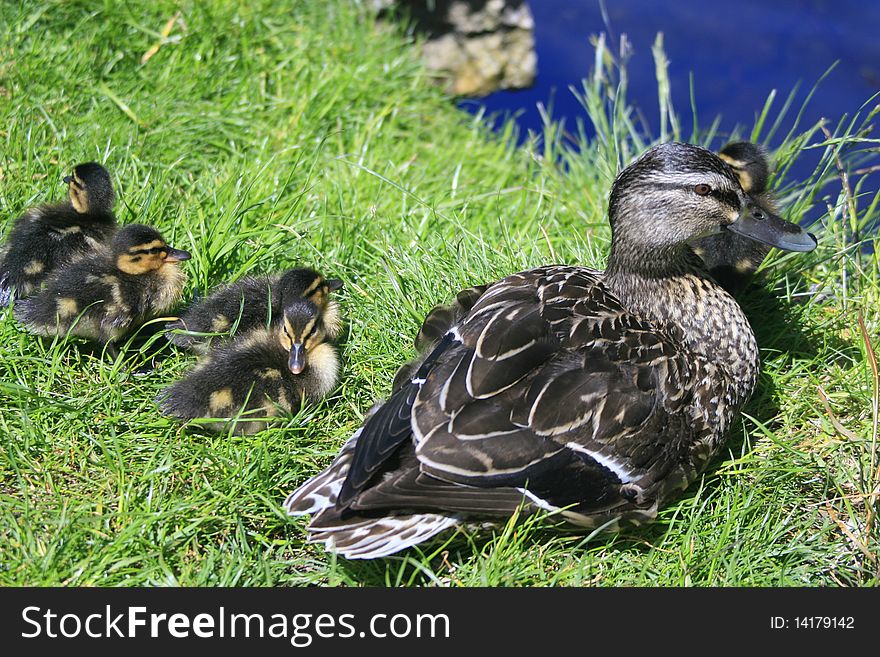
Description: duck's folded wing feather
410,267,703,511
339,266,705,519
338,330,461,505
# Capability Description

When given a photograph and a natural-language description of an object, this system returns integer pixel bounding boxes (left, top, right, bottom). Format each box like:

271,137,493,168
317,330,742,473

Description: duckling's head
718,141,770,194
278,298,330,375
111,224,192,276
278,268,344,309
607,142,815,264
278,268,344,340
63,162,115,215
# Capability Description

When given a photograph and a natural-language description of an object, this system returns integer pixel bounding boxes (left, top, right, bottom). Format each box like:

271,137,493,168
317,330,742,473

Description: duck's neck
605,243,759,404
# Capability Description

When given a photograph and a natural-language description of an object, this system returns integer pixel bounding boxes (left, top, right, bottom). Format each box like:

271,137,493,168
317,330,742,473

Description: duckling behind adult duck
0,162,118,306
284,142,816,560
157,297,341,435
692,141,779,292
166,267,343,352
391,284,488,391
14,224,191,348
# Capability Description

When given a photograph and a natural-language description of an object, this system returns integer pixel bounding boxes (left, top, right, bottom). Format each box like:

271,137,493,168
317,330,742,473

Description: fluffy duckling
284,142,816,560
166,267,343,352
391,284,488,391
157,297,341,435
0,162,118,306
14,224,191,350
692,141,778,292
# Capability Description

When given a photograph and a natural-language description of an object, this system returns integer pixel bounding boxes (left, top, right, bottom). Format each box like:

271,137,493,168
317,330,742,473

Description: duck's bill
288,344,306,374
164,247,192,262
62,175,73,184
726,202,817,252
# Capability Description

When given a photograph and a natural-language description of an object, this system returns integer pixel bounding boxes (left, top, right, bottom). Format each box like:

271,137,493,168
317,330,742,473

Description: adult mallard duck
692,141,778,292
165,267,343,353
14,223,191,352
0,162,118,306
283,142,817,559
157,294,342,435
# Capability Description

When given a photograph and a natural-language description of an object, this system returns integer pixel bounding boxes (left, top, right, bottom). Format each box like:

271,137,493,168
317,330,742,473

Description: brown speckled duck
390,141,782,392
284,142,817,559
0,162,118,306
14,224,190,352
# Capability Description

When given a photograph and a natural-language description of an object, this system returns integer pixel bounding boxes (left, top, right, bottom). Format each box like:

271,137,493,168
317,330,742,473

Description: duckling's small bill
288,343,306,374
726,201,817,252
164,247,192,263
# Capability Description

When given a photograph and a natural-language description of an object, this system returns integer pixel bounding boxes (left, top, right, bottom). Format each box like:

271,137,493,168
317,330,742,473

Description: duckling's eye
694,184,712,196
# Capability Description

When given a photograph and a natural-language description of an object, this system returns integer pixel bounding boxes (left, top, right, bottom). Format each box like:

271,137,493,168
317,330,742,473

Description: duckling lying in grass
14,224,191,353
391,284,488,391
692,141,779,292
166,267,343,352
0,162,118,306
157,295,341,435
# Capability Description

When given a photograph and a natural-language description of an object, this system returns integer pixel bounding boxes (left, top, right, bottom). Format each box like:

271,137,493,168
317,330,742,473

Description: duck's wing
336,266,708,525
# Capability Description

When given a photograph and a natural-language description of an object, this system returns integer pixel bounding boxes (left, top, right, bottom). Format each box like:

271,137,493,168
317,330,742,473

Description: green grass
1,0,878,586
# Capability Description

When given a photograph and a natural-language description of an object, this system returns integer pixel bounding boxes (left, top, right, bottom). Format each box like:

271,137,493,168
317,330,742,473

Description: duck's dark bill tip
62,175,73,184
726,205,818,253
288,344,306,374
165,248,192,262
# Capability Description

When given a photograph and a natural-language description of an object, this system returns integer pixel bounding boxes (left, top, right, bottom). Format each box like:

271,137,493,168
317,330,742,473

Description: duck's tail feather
0,270,12,308
284,429,361,515
305,510,461,560
285,427,462,559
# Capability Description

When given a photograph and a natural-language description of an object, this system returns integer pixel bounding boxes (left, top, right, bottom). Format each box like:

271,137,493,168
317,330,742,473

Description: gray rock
375,0,536,96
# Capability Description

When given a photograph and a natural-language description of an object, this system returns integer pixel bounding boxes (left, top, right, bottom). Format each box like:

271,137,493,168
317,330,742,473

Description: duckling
391,284,488,391
14,224,191,351
157,297,341,435
166,267,343,352
0,162,118,306
692,141,779,292
284,142,817,560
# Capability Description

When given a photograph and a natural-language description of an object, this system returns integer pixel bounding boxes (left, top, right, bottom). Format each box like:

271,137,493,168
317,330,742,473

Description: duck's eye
694,184,712,196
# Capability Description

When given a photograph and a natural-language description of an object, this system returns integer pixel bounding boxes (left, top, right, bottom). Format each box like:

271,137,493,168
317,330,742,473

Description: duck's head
64,162,115,215
607,142,816,261
111,224,192,276
277,268,343,310
718,141,770,194
278,298,331,375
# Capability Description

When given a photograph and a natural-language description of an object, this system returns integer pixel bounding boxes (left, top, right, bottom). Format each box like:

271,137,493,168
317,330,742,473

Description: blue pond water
461,0,880,185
